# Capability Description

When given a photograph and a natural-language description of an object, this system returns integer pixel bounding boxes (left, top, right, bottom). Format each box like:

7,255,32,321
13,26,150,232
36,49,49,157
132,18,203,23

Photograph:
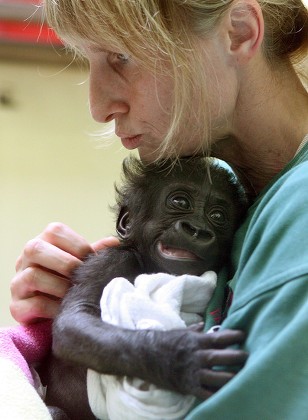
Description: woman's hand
10,222,119,325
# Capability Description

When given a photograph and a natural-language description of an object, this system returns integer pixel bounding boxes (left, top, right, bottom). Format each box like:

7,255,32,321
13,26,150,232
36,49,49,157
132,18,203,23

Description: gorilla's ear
116,207,131,239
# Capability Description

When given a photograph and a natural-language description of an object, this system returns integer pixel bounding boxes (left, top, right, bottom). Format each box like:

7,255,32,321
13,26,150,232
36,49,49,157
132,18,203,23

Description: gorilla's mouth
157,241,199,261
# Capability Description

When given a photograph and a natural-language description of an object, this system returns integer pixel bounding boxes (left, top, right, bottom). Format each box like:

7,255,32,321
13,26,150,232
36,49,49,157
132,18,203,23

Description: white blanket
87,271,217,420
0,359,51,420
0,321,52,420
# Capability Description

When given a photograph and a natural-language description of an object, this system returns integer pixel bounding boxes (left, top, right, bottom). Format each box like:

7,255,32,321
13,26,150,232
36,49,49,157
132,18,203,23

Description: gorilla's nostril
182,222,199,237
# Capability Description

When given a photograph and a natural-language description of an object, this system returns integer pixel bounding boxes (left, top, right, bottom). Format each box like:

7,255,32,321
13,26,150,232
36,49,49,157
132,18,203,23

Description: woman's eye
115,53,129,64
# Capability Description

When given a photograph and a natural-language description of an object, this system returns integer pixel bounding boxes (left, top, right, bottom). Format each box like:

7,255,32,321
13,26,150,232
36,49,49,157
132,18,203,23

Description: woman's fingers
91,236,120,252
11,223,93,323
10,267,71,323
11,267,71,300
19,238,83,277
38,222,95,259
10,295,62,325
11,223,120,324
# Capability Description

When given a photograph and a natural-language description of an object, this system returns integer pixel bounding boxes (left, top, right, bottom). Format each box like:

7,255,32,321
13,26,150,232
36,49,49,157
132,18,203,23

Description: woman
10,0,308,418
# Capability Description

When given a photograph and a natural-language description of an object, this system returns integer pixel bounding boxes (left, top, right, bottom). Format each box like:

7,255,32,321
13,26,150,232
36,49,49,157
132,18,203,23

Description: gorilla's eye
168,194,192,210
209,210,226,225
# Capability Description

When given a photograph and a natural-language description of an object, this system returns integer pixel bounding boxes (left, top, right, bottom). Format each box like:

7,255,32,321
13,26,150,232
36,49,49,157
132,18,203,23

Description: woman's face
83,43,206,161
83,37,236,161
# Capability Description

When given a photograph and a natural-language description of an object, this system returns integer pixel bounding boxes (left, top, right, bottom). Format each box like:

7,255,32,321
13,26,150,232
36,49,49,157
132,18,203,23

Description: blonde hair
44,0,308,159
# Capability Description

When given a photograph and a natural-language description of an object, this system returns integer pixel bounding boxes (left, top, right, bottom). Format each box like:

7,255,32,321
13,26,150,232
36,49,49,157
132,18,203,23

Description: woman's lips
120,134,142,150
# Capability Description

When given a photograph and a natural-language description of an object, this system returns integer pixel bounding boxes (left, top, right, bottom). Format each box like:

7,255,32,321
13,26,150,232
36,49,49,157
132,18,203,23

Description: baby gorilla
40,156,248,419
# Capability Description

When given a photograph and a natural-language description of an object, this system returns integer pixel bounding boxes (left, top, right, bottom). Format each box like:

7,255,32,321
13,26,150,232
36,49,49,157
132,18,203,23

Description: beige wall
0,57,129,326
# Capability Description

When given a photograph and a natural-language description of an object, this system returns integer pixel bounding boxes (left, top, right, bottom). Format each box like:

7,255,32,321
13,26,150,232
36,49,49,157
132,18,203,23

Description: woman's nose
89,68,129,123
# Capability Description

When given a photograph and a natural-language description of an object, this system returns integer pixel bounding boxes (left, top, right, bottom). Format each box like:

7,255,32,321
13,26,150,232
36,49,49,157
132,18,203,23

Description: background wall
0,57,129,326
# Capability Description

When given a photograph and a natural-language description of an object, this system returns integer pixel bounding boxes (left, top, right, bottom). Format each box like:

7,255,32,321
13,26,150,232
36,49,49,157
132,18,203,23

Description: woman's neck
212,60,308,195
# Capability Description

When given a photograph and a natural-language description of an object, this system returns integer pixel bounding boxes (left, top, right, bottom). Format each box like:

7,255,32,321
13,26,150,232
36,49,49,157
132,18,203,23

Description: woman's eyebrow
88,45,109,53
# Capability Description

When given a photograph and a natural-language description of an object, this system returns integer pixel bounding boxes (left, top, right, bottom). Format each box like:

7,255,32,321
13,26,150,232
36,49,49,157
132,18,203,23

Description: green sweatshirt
187,142,308,419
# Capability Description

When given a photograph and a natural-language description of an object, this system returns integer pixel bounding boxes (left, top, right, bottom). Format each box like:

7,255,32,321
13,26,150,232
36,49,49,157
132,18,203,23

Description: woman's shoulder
230,152,308,306
241,155,308,250
250,152,308,221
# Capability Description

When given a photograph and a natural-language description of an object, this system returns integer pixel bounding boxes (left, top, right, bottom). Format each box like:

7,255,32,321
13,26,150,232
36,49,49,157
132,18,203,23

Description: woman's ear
227,0,264,63
116,207,132,239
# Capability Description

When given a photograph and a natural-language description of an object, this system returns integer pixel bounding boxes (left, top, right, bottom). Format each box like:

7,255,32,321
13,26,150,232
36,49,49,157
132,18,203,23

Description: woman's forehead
80,41,122,54
63,33,127,56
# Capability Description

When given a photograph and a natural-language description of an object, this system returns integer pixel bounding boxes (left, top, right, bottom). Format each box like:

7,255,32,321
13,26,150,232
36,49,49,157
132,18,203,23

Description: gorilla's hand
136,327,247,400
